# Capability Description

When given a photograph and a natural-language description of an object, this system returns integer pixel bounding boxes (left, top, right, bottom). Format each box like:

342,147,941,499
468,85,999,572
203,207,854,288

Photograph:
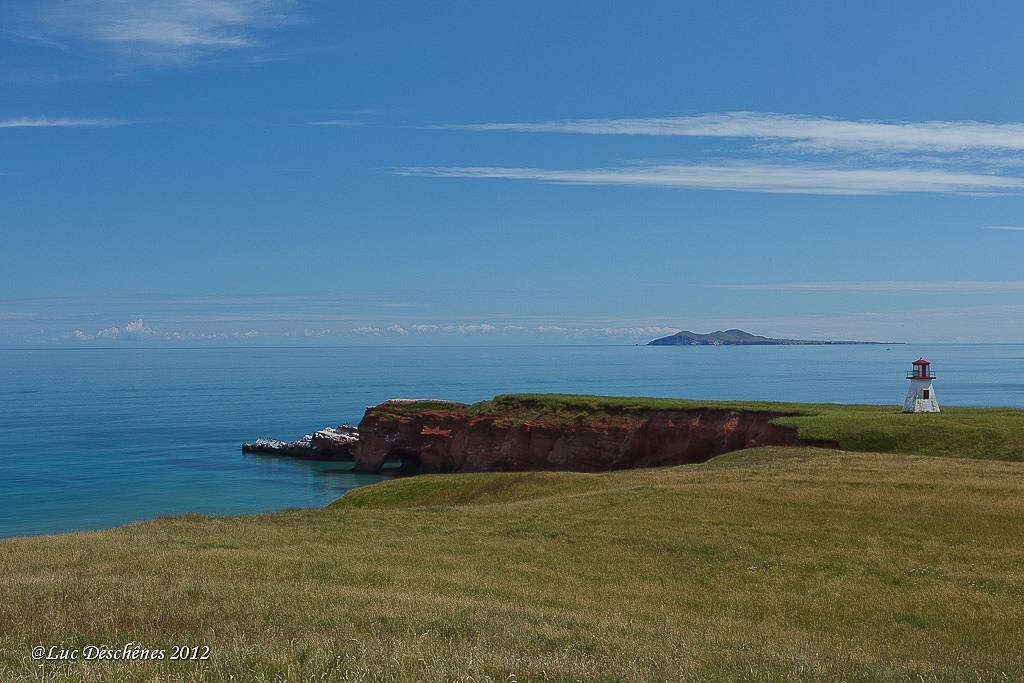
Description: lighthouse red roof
907,358,936,380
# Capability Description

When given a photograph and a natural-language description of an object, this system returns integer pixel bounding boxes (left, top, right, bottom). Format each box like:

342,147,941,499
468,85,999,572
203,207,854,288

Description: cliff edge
353,395,834,474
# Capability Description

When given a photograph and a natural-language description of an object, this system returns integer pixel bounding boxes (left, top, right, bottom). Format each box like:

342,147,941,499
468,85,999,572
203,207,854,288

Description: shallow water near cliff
2,343,1023,538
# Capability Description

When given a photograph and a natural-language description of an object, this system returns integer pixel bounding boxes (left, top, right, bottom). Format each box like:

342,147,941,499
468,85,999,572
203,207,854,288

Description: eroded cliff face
353,400,829,474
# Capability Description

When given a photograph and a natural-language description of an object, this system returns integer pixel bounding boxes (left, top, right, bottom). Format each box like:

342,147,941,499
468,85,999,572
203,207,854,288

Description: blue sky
3,1,1024,346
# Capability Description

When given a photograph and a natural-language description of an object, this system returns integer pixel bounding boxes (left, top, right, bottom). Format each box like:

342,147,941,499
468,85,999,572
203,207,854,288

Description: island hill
647,328,894,345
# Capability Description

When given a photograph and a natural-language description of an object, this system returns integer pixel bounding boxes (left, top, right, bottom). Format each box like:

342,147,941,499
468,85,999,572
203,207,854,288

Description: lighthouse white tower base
903,379,940,413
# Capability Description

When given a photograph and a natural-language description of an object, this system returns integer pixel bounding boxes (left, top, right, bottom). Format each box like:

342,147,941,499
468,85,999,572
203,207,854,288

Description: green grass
372,399,467,422
3,446,1024,681
774,404,1024,461
466,392,797,426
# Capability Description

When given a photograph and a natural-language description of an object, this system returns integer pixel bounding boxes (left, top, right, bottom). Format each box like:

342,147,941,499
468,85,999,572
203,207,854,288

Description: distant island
647,329,897,346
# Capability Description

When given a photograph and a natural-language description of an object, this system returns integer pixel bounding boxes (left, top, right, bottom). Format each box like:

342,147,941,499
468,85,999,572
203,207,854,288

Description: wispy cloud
712,281,1024,294
397,162,1024,196
415,112,1024,196
0,116,134,128
305,119,364,127
23,0,299,65
985,225,1024,231
439,112,1024,155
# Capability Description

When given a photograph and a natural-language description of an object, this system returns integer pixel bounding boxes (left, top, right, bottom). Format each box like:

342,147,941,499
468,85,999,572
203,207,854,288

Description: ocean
2,343,1023,539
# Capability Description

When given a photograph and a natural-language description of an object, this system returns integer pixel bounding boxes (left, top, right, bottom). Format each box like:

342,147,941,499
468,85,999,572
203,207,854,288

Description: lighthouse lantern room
903,358,940,413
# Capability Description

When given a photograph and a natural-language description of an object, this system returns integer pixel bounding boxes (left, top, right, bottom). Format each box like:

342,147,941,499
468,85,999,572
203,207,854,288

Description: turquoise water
2,344,1023,538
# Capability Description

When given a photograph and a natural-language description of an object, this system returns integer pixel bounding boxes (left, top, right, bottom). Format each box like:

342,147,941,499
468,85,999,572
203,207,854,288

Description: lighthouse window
923,389,930,399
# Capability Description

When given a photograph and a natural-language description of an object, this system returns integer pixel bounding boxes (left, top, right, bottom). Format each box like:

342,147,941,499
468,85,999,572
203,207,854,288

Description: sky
3,0,1024,346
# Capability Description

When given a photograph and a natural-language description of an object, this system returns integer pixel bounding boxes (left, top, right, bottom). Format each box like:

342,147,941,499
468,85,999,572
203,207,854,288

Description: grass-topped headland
457,393,1024,462
357,393,823,473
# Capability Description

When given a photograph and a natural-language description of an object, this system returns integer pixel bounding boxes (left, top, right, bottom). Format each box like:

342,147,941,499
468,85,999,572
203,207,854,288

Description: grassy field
3,396,1024,681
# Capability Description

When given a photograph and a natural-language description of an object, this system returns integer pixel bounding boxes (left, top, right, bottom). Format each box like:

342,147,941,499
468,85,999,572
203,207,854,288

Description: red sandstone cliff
353,400,829,474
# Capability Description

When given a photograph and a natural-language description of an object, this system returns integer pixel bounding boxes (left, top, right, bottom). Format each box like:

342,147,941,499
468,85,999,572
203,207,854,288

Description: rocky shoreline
242,424,359,460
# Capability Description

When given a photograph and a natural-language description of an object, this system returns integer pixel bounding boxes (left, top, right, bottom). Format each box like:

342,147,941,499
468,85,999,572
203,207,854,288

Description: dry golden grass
2,447,1023,681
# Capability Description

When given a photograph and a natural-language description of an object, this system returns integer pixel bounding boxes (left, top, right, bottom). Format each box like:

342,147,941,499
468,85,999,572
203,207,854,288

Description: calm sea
2,344,1023,538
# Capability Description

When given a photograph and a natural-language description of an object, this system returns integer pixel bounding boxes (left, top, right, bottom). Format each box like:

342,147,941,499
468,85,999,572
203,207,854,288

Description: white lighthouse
903,358,939,413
